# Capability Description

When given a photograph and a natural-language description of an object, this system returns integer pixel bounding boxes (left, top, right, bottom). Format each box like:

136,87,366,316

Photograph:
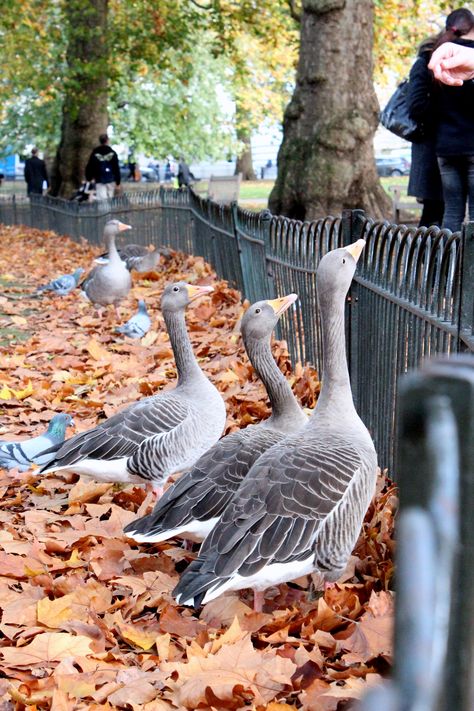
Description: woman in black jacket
431,8,474,232
406,37,444,227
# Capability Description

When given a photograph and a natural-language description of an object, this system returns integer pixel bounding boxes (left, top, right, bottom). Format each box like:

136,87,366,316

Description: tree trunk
50,0,108,198
235,104,257,180
269,0,391,221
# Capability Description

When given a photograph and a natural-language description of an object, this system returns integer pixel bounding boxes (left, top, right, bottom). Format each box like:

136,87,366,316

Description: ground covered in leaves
0,225,396,710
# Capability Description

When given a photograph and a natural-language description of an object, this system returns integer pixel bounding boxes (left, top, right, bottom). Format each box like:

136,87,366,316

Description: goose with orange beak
40,282,226,495
173,240,377,611
124,293,308,544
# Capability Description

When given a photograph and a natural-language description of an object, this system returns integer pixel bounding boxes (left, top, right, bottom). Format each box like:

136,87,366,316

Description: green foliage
109,43,236,160
374,0,452,82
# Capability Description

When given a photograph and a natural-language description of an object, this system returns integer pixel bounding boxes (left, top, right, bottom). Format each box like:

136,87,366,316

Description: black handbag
380,80,424,143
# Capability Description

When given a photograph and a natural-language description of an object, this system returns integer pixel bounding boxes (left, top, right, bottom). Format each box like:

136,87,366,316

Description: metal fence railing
1,189,472,476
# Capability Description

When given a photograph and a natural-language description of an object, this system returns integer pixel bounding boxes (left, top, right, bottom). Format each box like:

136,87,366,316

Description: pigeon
116,300,151,339
0,413,74,472
38,268,85,296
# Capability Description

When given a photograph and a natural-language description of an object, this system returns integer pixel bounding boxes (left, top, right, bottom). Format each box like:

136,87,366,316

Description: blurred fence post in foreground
359,355,474,711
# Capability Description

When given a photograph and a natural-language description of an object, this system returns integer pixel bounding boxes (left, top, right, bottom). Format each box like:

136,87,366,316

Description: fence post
458,221,474,350
344,209,366,410
398,357,474,711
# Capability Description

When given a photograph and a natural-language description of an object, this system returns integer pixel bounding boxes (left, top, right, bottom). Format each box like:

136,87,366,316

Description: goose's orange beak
186,284,214,301
118,221,132,232
345,239,365,262
267,293,298,316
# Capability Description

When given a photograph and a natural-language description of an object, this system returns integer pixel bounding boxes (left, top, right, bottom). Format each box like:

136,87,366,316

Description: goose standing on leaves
40,283,226,495
38,268,85,296
124,294,308,544
173,240,377,612
81,220,132,315
0,414,74,472
116,299,151,339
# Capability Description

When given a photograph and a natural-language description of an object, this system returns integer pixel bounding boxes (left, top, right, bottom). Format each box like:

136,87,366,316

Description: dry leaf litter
0,225,396,710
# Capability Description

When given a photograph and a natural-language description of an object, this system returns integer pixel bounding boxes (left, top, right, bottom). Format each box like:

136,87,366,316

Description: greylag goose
40,283,226,494
81,220,132,314
38,268,85,296
173,240,377,611
0,414,74,472
124,294,308,543
116,299,151,339
95,244,163,273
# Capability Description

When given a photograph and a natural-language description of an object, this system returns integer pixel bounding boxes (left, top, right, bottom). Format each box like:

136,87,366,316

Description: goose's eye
255,308,261,314
342,258,346,264
172,286,180,292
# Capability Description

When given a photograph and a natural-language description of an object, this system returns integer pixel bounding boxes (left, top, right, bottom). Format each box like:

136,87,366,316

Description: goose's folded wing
40,394,191,471
125,426,283,536
175,438,364,601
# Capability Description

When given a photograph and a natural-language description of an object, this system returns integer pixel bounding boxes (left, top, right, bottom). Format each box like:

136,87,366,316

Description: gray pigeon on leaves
116,300,151,339
38,268,85,296
0,413,74,471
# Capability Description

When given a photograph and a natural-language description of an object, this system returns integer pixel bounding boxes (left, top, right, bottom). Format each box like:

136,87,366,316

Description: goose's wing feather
174,435,367,602
80,267,97,293
40,393,191,471
124,425,283,538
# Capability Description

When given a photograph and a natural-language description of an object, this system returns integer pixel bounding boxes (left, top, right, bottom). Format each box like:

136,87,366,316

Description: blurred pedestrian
164,161,173,183
430,8,474,232
85,134,121,200
406,36,444,227
177,158,196,188
24,147,48,196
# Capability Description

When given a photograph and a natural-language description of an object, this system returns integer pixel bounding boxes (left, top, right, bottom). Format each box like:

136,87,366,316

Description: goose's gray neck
244,334,302,422
313,294,356,422
105,232,120,265
164,309,200,385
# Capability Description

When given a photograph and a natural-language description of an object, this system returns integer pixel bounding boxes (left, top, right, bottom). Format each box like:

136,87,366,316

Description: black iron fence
1,189,472,475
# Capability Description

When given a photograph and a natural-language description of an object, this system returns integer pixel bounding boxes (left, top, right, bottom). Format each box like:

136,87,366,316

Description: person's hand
428,42,474,86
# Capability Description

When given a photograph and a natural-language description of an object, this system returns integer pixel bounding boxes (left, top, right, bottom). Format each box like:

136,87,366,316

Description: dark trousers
438,155,474,232
418,199,444,228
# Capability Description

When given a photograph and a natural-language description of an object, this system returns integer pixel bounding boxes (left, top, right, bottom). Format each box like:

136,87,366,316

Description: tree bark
269,0,391,221
50,0,108,198
235,103,257,181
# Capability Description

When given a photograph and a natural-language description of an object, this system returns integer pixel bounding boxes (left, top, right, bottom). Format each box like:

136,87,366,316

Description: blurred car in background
375,155,411,177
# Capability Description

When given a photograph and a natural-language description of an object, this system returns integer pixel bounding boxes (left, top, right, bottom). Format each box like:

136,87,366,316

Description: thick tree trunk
50,0,108,198
269,0,390,221
235,104,256,181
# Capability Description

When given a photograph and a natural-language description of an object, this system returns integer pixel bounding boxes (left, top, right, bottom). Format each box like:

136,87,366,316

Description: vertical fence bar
344,209,366,411
458,221,474,351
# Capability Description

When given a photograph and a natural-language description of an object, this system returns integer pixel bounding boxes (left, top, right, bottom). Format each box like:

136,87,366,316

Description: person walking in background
177,158,196,188
406,36,444,227
429,41,474,84
85,134,121,200
164,161,173,183
430,8,474,232
24,148,48,196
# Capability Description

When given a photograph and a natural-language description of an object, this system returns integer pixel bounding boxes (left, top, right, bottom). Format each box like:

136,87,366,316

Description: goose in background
0,414,74,472
116,299,151,339
124,293,308,544
173,240,377,612
81,220,132,315
38,268,85,296
95,243,167,273
39,282,226,495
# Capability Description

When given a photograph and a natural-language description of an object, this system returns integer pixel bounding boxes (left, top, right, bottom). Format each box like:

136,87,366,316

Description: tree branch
189,0,213,10
287,0,301,22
